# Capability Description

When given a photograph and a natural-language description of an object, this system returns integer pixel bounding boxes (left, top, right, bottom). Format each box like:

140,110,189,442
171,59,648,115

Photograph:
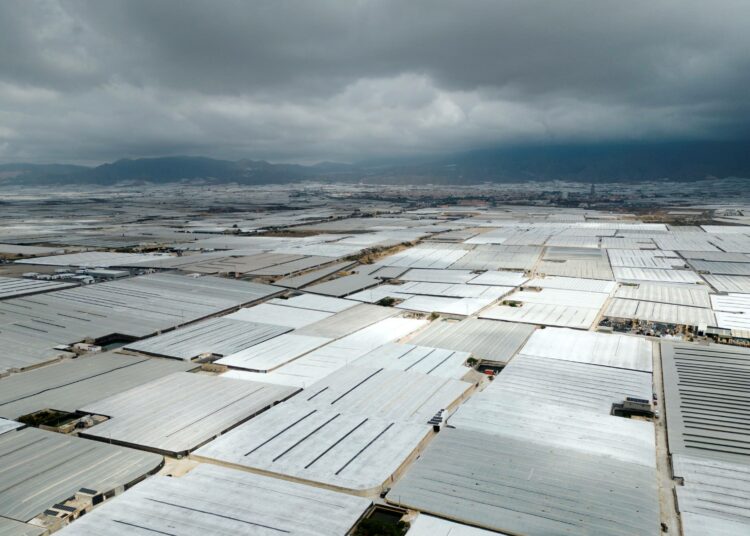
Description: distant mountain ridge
2,141,749,186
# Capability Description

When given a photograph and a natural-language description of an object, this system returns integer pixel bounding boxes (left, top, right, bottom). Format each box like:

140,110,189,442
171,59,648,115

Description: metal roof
399,269,476,284
480,302,599,329
194,401,429,493
273,242,371,259
305,273,381,297
124,318,289,360
463,228,516,244
690,260,750,276
450,245,541,271
672,454,750,536
407,515,505,536
502,287,609,308
80,372,297,456
380,247,468,269
352,343,470,379
248,255,336,276
56,463,371,536
607,248,682,269
0,273,281,374
661,341,750,465
601,237,657,249
397,281,509,299
0,518,44,536
545,234,600,248
348,284,411,303
225,318,429,388
370,265,409,279
0,427,162,522
407,318,535,364
711,293,750,313
174,252,302,274
518,327,653,371
537,258,614,280
227,303,333,328
397,295,499,317
613,266,703,284
216,333,331,372
711,293,750,331
681,250,750,262
523,275,616,293
0,352,193,420
295,303,399,339
480,287,607,329
605,298,716,326
274,260,355,288
387,428,659,535
451,388,655,468
0,276,76,300
269,293,358,313
714,311,750,331
14,251,172,267
490,352,651,413
467,270,528,287
614,283,711,307
702,225,750,234
653,235,719,251
501,229,554,246
449,354,654,465
702,274,750,293
326,316,427,349
710,233,750,254
427,229,480,242
299,365,471,423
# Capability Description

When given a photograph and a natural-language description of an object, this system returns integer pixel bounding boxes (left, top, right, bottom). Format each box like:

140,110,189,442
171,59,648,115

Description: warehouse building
194,401,430,494
216,333,332,372
56,464,371,536
604,298,716,331
0,352,193,419
79,372,298,456
0,427,162,526
661,342,750,535
124,318,289,361
224,316,428,387
0,273,281,374
614,282,711,307
388,428,659,535
386,324,659,534
298,366,472,423
351,343,471,380
0,276,76,300
406,318,535,364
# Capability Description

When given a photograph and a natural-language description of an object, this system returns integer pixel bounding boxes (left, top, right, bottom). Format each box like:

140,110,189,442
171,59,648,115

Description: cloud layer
1,0,748,164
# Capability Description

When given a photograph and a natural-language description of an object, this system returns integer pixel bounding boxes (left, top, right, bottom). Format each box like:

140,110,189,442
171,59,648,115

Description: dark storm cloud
0,0,748,164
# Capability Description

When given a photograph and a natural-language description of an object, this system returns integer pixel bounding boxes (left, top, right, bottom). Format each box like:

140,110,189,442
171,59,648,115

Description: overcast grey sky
1,0,748,164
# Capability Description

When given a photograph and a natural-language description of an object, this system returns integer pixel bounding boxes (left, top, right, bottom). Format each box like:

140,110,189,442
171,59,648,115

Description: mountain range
1,141,748,186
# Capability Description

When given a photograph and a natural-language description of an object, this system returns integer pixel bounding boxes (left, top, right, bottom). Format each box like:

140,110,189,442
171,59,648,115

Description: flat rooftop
388,428,659,535
55,463,371,536
194,401,430,493
0,427,162,523
0,352,193,420
79,372,298,456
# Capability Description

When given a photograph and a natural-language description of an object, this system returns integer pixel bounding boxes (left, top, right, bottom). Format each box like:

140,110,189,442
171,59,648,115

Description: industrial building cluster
0,186,749,536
